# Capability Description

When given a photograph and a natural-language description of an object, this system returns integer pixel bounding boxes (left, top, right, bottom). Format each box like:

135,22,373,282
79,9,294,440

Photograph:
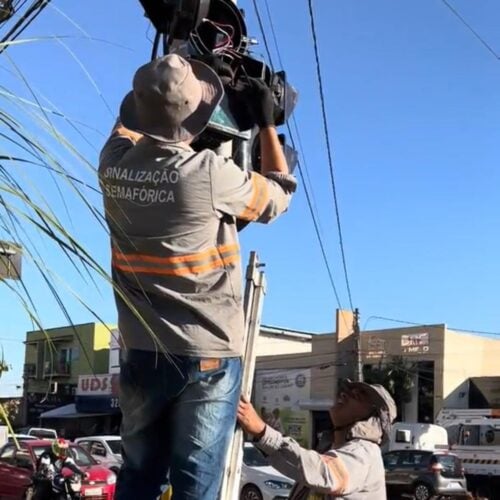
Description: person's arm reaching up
238,398,372,497
210,78,297,223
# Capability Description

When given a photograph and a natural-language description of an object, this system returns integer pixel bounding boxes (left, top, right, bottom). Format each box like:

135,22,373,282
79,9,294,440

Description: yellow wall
443,330,500,408
24,323,116,394
93,324,112,351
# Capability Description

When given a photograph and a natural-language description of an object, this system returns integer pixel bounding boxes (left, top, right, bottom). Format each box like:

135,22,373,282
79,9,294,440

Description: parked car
0,439,116,499
383,449,468,500
7,435,37,444
16,427,58,440
239,443,294,500
0,426,37,448
75,435,123,474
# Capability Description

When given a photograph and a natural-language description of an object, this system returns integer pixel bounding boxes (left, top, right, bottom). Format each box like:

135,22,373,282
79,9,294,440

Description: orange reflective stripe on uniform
112,244,240,276
238,173,270,221
321,454,349,496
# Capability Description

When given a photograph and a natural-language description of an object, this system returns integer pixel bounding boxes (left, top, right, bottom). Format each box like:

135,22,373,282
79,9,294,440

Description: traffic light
137,0,298,152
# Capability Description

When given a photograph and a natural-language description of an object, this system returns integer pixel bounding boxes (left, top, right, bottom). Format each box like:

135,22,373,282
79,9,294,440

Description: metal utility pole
21,367,29,427
220,252,266,500
353,308,363,382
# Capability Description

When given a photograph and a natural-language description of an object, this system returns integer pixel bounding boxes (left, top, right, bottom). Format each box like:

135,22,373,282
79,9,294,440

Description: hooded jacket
256,416,387,500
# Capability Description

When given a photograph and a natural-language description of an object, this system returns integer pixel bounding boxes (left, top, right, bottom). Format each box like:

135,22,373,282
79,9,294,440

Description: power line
261,0,283,68
440,0,500,60
306,0,354,310
0,0,52,55
366,315,500,337
250,0,274,68
250,0,346,313
261,0,323,231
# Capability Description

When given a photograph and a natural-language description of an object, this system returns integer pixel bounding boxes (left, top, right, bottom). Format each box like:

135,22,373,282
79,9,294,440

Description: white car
74,435,123,474
239,443,294,500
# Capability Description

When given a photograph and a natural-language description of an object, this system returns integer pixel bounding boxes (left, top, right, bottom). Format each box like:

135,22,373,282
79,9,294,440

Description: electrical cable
0,0,51,55
440,0,499,60
250,0,274,68
306,0,354,311
151,30,160,59
366,315,500,337
261,0,323,232
250,0,346,316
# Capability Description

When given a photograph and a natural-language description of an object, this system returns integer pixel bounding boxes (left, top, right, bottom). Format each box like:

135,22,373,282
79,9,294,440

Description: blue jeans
115,350,242,500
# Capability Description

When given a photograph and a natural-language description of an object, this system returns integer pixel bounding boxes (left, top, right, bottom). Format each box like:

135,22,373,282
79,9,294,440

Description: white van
387,423,449,452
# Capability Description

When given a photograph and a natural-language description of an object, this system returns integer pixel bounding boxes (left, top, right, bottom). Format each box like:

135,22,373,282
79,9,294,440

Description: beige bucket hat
340,379,397,443
120,54,224,143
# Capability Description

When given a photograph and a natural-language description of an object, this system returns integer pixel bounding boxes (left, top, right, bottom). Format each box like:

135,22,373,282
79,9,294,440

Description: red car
0,439,116,499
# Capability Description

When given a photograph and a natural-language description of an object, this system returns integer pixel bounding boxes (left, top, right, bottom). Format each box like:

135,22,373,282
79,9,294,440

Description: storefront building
255,310,500,448
26,324,313,437
22,323,115,432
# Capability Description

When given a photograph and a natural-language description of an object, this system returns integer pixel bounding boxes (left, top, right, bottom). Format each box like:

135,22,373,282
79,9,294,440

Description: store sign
76,374,118,396
75,374,120,414
366,336,386,359
75,395,120,414
254,369,311,447
401,333,429,354
27,393,74,425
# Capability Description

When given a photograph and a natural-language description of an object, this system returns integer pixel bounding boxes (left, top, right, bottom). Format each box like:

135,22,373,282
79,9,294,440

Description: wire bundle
0,0,52,55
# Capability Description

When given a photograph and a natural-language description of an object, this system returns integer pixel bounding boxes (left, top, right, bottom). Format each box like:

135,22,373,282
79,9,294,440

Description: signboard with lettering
401,333,430,354
254,369,311,447
27,393,74,425
75,374,120,414
76,374,118,396
366,336,386,359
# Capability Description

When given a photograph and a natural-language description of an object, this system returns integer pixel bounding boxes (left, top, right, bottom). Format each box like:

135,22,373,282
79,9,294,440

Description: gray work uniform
98,133,296,356
256,426,386,500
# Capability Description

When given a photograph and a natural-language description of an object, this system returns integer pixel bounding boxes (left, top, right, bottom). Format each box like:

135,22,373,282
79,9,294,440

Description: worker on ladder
98,53,296,500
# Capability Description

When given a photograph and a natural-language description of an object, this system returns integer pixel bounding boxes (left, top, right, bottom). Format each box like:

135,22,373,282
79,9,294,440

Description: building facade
22,323,313,437
254,310,500,448
23,323,114,427
23,314,499,443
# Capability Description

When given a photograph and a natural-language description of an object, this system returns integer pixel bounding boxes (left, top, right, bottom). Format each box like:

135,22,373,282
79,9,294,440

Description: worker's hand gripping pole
219,251,266,500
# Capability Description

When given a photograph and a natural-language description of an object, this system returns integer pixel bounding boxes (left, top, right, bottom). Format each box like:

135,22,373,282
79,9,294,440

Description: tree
0,399,20,425
363,356,416,421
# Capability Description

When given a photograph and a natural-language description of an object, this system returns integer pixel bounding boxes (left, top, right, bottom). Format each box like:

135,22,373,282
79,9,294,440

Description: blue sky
1,0,500,396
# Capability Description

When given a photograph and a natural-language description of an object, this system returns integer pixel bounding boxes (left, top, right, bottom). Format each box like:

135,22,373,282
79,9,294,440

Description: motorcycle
55,474,82,500
33,472,83,500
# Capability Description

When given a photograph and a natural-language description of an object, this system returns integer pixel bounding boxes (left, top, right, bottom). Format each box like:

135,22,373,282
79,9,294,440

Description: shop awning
40,403,106,419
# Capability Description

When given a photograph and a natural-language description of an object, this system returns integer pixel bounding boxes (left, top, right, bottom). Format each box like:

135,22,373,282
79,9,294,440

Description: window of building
43,345,72,376
58,348,72,374
110,347,120,373
417,361,434,423
36,341,44,379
